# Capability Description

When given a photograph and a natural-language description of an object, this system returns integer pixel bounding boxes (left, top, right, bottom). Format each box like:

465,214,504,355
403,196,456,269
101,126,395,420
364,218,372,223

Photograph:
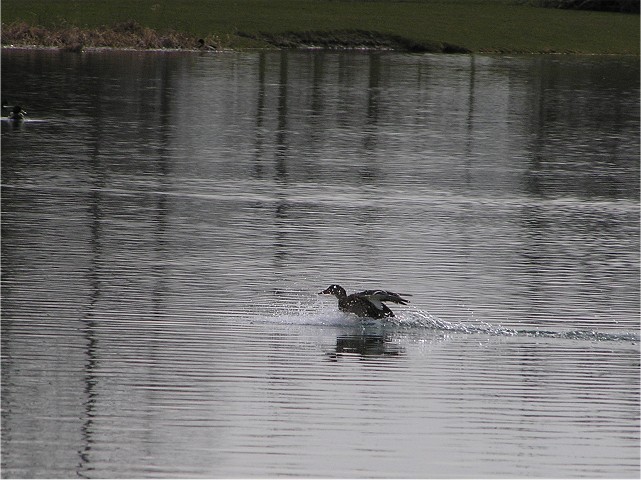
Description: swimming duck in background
319,284,411,319
7,105,27,121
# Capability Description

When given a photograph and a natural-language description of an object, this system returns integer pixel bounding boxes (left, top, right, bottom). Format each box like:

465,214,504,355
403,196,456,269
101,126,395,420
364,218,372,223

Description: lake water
1,49,639,478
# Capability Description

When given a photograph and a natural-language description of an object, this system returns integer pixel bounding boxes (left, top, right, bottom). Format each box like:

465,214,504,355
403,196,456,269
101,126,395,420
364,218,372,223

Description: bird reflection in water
327,334,405,361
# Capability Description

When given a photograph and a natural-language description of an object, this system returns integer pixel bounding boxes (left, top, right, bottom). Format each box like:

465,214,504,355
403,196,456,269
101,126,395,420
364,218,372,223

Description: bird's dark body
339,294,395,318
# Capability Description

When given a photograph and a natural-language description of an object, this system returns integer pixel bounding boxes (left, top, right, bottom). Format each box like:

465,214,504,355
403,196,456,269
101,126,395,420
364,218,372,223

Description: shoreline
0,22,478,53
2,23,637,55
3,44,638,57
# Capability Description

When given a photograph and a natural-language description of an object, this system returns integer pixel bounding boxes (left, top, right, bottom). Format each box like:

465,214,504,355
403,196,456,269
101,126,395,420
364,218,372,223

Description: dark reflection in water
1,49,639,478
329,333,405,360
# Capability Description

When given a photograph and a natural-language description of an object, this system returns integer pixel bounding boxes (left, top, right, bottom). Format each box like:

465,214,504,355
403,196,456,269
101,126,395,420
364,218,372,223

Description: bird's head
319,284,347,298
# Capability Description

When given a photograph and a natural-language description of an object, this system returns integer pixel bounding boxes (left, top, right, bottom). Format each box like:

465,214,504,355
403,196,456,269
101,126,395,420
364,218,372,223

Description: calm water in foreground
1,49,639,478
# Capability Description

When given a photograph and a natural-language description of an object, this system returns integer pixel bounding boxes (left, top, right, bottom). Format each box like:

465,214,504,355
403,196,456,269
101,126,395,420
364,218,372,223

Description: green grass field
1,0,639,53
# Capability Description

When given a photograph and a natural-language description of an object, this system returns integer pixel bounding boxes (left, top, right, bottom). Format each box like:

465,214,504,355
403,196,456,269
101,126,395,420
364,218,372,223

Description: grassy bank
1,0,638,53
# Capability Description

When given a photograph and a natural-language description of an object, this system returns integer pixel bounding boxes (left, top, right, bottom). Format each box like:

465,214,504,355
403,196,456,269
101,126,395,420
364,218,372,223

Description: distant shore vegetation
533,0,639,13
1,0,638,54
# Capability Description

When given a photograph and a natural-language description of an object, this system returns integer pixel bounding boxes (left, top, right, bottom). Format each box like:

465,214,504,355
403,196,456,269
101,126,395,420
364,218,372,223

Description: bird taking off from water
319,284,411,319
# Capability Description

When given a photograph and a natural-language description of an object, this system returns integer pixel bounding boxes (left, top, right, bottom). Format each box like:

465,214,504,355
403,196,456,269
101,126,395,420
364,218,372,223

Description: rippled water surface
2,49,639,478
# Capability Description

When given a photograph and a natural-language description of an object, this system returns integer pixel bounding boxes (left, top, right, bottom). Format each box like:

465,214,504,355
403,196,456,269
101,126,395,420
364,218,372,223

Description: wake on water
264,303,640,343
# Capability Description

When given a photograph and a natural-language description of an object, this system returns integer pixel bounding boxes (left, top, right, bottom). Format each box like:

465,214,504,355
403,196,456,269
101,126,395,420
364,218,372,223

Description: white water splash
392,308,640,343
263,303,639,343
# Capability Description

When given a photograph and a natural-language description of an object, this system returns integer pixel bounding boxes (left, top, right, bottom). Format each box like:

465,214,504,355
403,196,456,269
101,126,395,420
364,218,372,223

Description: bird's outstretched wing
357,290,411,308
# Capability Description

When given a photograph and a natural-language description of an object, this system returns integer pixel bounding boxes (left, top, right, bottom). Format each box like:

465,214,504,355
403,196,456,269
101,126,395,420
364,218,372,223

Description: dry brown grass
1,21,206,50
